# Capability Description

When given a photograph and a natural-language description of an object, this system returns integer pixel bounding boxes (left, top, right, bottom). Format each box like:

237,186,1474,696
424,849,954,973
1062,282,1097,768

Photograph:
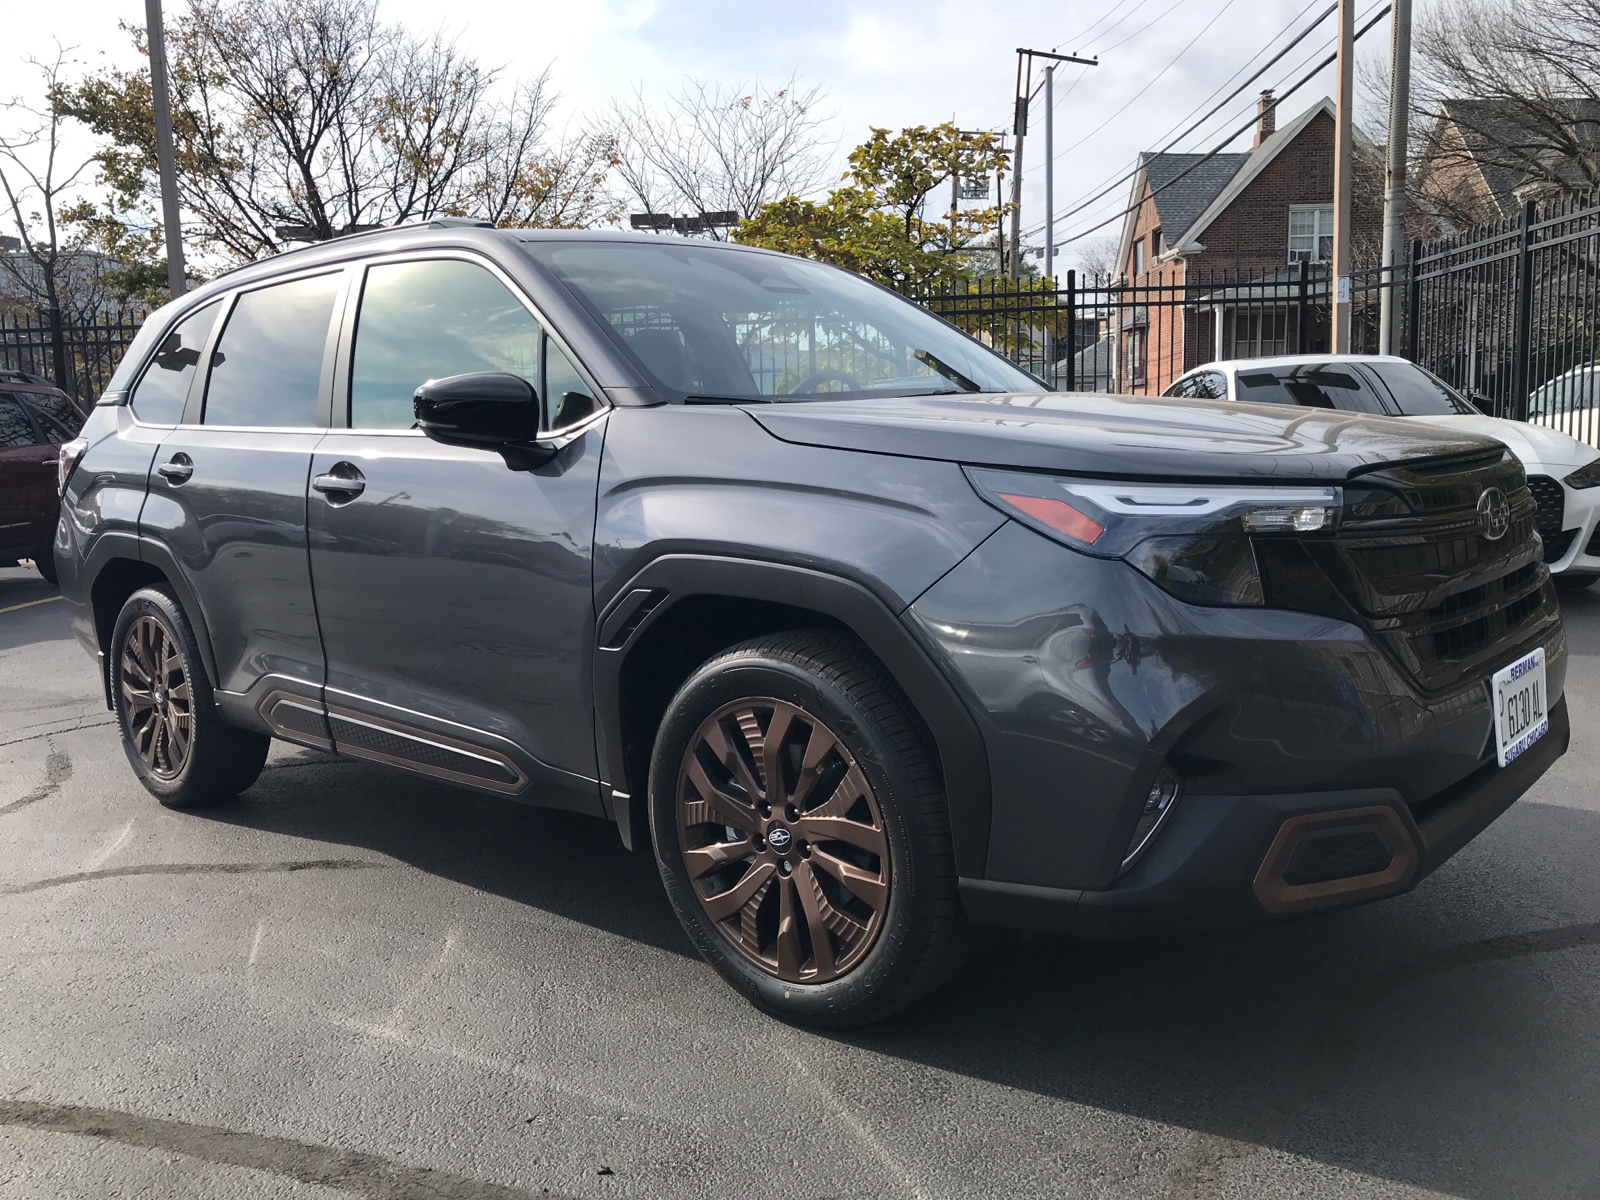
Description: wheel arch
85,537,221,708
595,555,992,877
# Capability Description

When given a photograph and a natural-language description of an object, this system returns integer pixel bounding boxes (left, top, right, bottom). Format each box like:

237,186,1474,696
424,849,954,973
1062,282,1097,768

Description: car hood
1405,413,1599,470
750,393,1501,482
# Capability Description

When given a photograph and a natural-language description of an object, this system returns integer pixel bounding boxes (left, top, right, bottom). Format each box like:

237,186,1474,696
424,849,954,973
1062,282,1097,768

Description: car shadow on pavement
840,796,1600,1200
206,747,696,960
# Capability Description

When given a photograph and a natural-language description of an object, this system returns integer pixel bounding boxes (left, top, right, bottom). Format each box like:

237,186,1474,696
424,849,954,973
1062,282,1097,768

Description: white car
1165,354,1600,585
1527,362,1600,447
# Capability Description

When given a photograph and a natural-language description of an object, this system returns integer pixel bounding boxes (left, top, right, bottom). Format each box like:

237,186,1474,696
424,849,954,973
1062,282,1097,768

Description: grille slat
1526,475,1566,539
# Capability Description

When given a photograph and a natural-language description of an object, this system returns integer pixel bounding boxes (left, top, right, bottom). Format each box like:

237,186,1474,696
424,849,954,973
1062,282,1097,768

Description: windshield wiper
684,395,772,405
912,349,981,392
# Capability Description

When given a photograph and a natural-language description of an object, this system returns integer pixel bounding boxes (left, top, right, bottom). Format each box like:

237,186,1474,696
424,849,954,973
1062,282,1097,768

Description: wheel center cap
766,824,794,854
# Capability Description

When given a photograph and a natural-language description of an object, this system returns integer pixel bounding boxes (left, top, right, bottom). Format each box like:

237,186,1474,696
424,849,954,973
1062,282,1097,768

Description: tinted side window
23,391,86,443
544,338,598,430
0,394,37,449
204,274,340,427
1235,368,1390,413
350,259,541,430
130,300,222,425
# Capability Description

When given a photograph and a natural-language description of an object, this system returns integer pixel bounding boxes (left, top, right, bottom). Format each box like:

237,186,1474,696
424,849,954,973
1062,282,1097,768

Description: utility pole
146,0,186,300
1009,48,1097,280
1332,0,1356,352
1045,65,1055,280
1378,0,1412,355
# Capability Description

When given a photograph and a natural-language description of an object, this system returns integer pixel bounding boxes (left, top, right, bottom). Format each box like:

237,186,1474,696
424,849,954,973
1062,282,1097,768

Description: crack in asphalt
0,743,71,817
0,1097,576,1199
0,859,390,897
0,717,115,748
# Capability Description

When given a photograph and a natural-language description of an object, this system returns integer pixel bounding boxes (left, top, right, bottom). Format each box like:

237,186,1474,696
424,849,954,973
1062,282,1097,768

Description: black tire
110,586,270,808
649,629,970,1027
32,549,58,587
1554,572,1597,594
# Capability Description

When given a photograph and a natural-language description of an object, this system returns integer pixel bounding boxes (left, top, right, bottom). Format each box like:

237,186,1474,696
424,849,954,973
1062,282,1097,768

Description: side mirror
414,372,539,447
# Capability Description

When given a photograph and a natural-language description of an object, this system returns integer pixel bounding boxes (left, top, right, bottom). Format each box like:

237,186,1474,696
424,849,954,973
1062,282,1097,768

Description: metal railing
0,309,150,403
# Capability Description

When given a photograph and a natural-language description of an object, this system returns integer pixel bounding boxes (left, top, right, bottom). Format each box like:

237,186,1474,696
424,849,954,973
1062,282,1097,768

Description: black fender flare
593,554,993,877
78,533,223,693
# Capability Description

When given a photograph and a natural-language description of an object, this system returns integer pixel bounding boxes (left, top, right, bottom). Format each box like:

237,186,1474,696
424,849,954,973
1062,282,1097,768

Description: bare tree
602,75,833,236
1400,0,1600,229
0,48,116,327
59,0,618,263
1068,236,1120,281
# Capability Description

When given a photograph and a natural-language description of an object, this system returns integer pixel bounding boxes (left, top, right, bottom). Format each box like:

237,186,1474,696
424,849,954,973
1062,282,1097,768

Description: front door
306,255,606,810
139,270,343,705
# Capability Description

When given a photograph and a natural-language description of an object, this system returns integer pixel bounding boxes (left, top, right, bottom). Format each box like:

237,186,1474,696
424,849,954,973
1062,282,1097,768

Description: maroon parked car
0,370,87,585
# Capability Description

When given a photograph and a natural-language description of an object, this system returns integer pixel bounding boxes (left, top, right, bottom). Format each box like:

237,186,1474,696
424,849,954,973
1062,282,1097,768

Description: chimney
1255,89,1277,147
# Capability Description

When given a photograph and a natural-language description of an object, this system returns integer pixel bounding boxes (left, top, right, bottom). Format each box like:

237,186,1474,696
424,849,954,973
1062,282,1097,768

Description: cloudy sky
6,0,1396,268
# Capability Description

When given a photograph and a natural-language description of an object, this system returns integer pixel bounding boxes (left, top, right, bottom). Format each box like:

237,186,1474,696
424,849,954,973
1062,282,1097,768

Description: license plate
1491,647,1548,768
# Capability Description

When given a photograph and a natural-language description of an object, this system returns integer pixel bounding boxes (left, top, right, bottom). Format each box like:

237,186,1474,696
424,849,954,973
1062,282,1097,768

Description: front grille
1526,475,1565,538
1266,450,1559,692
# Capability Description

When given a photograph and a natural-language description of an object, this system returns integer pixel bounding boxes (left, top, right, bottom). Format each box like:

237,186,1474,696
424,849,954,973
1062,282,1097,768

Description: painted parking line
0,595,63,616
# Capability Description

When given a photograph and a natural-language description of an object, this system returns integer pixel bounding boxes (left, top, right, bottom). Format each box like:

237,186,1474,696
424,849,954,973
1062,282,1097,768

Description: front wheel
110,586,270,807
649,630,969,1027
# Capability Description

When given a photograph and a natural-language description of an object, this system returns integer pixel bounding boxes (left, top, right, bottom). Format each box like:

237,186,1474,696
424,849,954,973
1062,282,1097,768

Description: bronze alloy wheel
119,614,193,780
676,697,891,983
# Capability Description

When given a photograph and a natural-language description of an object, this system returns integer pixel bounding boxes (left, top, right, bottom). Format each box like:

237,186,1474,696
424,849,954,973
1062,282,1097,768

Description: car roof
0,370,69,395
1187,354,1412,375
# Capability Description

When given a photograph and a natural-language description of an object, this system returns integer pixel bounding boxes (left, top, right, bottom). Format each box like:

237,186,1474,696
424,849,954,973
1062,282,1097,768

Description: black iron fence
0,309,149,403
905,191,1600,442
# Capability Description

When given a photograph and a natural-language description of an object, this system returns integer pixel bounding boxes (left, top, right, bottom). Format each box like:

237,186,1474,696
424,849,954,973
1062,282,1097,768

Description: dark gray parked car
55,224,1568,1025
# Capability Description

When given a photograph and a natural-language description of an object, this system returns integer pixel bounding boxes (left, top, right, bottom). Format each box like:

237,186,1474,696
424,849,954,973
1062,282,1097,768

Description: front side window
130,300,222,425
1288,206,1334,263
1364,361,1476,415
350,259,542,430
1235,366,1389,413
529,241,1042,402
204,275,340,427
1190,370,1227,399
0,394,36,449
543,339,598,430
22,391,87,443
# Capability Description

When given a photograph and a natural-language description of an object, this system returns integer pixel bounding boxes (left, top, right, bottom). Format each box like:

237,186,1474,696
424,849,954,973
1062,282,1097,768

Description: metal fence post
1065,270,1076,392
48,306,69,393
1406,238,1422,362
1514,198,1537,421
1296,260,1308,352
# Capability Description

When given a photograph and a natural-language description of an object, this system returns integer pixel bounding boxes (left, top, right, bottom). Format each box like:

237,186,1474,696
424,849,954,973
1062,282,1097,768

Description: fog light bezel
1119,765,1182,875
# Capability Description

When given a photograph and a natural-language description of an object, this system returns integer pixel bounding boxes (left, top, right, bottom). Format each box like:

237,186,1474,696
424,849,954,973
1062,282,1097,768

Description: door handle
156,454,193,484
311,463,366,499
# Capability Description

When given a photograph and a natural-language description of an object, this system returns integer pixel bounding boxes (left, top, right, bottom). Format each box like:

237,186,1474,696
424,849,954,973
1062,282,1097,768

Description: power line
1055,2,1391,247
1021,0,1341,241
1052,0,1147,56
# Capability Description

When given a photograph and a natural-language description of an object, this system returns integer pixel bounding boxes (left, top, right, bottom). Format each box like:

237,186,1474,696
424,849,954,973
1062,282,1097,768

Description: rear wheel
649,630,969,1027
110,586,269,807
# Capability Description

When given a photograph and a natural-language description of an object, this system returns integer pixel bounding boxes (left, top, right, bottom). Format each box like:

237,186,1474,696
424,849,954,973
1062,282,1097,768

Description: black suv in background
56,225,1567,1025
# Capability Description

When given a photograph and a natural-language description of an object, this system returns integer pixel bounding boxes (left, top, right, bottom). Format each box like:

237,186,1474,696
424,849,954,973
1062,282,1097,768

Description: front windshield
1364,360,1478,416
529,240,1045,401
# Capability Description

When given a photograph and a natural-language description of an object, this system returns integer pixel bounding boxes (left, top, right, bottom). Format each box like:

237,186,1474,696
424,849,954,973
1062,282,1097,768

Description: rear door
305,253,606,806
0,392,53,556
139,268,345,708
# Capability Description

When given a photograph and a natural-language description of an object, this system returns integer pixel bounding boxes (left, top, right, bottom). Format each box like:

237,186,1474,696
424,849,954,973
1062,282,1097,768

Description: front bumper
959,695,1568,936
1546,478,1600,576
908,520,1568,932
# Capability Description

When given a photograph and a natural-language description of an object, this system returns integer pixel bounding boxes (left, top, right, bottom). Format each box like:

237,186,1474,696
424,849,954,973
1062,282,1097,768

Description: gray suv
55,224,1568,1025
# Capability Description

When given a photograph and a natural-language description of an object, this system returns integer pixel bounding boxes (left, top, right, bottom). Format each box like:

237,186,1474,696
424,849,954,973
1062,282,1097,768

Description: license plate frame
1490,647,1548,768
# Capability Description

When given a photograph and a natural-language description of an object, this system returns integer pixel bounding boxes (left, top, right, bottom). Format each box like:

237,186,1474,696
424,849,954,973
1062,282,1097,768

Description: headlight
1563,457,1600,489
967,468,1342,607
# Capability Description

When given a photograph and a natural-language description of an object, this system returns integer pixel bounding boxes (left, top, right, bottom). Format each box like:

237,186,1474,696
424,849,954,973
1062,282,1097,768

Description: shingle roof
1137,151,1250,239
1437,98,1600,216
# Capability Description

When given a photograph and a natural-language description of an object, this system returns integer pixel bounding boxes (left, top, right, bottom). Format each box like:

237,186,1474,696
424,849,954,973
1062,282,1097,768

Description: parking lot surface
1,562,1596,1200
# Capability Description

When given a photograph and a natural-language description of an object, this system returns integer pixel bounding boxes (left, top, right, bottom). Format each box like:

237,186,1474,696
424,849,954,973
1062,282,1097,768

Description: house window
1126,325,1147,385
1233,309,1289,358
1152,227,1163,256
1288,205,1334,262
1132,237,1146,277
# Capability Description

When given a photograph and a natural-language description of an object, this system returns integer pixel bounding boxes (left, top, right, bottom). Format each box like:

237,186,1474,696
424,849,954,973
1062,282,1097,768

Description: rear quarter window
130,300,223,424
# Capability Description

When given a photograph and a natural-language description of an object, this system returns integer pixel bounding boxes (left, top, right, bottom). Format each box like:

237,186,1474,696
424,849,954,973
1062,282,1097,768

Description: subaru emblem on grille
1477,487,1510,540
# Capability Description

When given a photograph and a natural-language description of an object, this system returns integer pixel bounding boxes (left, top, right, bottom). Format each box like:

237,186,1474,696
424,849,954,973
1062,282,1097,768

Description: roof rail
426,217,496,229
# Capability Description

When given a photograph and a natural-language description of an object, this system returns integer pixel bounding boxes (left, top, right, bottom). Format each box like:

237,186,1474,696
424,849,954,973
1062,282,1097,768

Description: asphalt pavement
1,561,1596,1200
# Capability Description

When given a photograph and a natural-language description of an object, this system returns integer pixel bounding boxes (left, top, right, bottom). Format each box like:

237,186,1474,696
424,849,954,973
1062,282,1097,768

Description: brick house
1101,93,1377,393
